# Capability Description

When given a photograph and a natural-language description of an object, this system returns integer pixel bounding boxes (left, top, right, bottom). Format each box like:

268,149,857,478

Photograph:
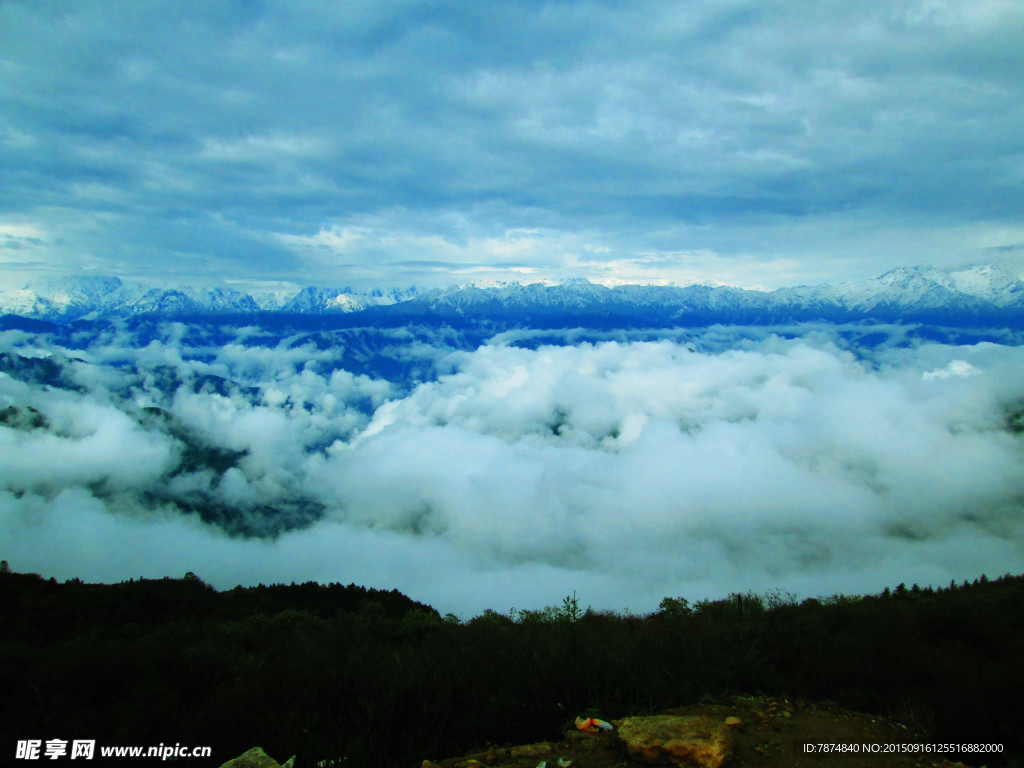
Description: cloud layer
2,321,1023,617
2,1,1024,289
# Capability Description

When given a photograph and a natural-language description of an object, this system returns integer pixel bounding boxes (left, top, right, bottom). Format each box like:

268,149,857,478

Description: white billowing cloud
0,380,178,493
923,358,978,380
302,336,1024,613
1,325,1023,617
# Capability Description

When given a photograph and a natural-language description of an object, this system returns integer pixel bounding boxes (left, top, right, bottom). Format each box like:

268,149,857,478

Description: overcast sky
2,0,1023,291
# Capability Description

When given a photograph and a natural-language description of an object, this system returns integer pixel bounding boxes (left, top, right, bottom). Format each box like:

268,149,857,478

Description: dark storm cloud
1,1,1023,288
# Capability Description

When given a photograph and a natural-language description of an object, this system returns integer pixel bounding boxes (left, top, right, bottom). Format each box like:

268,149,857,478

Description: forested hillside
2,564,1021,766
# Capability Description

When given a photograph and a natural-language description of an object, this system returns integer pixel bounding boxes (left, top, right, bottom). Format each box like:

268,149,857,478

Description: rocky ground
220,695,991,768
419,695,983,768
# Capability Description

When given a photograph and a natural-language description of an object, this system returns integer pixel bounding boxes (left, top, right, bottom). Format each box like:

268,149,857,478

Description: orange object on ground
574,716,613,732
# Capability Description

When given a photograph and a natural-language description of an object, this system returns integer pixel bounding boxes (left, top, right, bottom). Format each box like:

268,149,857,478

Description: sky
2,0,1024,291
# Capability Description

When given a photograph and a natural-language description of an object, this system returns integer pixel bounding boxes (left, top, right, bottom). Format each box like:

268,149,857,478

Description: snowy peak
831,264,1023,311
6,275,125,317
943,264,1024,303
0,278,435,321
279,285,429,313
1,265,1022,325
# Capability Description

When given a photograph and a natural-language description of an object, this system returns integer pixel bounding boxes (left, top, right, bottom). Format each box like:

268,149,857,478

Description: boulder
218,747,289,768
616,715,733,768
508,742,554,758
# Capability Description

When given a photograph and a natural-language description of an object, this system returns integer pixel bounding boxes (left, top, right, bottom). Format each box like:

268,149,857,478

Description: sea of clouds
1,320,1022,617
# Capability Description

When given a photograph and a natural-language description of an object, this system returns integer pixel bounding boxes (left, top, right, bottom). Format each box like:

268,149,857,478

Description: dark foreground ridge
222,694,991,768
2,564,1022,767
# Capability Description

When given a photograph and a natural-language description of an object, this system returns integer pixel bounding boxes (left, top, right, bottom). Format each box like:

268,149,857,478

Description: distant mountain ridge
0,276,429,321
2,265,1022,326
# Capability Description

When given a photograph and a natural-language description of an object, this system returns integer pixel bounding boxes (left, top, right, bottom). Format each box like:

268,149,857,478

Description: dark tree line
2,563,1022,766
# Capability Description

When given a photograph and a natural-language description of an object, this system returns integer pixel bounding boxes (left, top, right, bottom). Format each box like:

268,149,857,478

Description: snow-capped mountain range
2,265,1022,326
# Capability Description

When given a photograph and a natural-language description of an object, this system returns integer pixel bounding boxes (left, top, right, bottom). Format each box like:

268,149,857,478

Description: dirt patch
423,695,979,768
